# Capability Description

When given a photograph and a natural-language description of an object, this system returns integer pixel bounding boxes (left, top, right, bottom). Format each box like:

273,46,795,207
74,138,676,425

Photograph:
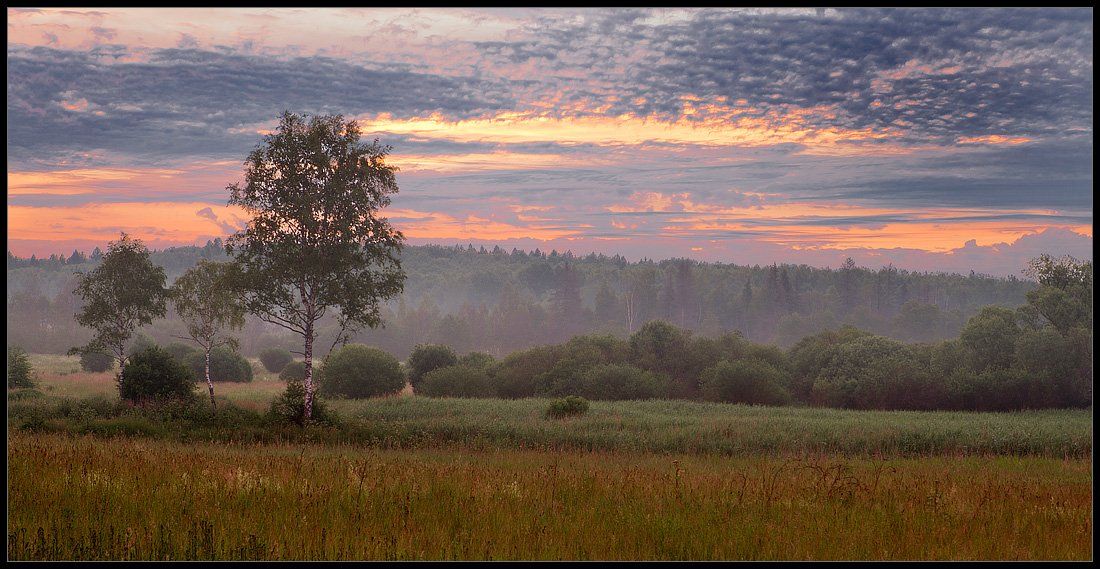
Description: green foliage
947,367,1055,412
226,112,407,420
959,306,1022,371
8,346,36,389
279,361,318,383
267,380,337,426
811,335,945,410
418,365,496,398
119,346,196,403
546,396,589,419
320,344,405,398
79,351,115,373
699,359,790,406
552,363,669,401
458,351,495,370
163,342,200,365
73,232,168,370
406,343,458,388
127,332,157,357
629,320,691,377
788,326,872,400
492,345,561,398
185,346,253,383
259,347,293,373
170,259,246,353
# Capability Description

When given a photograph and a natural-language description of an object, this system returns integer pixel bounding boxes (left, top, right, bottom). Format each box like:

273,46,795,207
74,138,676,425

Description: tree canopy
226,112,406,419
71,232,168,390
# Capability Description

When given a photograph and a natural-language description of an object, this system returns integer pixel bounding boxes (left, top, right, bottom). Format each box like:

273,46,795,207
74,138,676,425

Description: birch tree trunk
205,348,217,410
303,319,315,421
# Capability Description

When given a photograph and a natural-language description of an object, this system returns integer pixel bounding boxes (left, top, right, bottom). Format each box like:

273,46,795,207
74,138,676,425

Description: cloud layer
6,8,1093,276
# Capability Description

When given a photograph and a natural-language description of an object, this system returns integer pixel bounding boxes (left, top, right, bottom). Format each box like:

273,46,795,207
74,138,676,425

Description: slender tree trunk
205,348,216,410
303,319,315,421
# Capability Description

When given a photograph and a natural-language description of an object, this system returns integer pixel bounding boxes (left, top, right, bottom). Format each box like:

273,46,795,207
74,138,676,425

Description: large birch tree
226,112,406,420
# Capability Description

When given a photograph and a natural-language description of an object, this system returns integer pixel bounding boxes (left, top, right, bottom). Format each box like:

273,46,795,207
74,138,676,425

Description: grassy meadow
8,433,1093,560
7,354,1095,560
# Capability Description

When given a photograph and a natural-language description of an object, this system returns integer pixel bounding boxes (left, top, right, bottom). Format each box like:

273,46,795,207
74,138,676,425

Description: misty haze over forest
8,240,1035,359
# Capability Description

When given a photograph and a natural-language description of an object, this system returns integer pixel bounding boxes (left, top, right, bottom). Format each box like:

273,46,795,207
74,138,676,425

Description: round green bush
163,342,200,365
119,346,195,403
259,347,294,373
279,360,322,382
80,350,115,373
546,395,589,419
406,343,458,388
418,365,496,398
185,346,253,383
320,344,405,398
699,359,791,406
7,346,36,389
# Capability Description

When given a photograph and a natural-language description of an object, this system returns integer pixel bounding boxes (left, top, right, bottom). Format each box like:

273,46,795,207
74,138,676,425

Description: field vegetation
8,432,1091,560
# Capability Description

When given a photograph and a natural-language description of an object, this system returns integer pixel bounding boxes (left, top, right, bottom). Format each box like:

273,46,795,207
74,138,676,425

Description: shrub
546,396,589,419
119,346,196,403
185,346,253,383
493,345,566,398
259,347,294,373
699,359,791,406
418,365,496,398
947,367,1056,411
406,344,458,388
787,326,871,401
7,346,36,389
279,361,320,382
458,351,496,370
320,344,405,398
810,335,944,410
267,380,337,426
553,363,669,400
79,350,115,373
163,342,200,365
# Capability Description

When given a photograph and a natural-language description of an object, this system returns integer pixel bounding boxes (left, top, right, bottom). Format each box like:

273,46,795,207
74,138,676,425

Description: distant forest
7,241,1035,358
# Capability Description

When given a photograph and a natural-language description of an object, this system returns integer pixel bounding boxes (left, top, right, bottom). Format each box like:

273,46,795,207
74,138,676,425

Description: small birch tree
71,232,168,393
226,111,406,421
170,260,246,409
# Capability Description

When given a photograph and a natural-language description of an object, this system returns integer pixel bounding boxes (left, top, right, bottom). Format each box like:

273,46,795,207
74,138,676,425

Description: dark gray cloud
476,8,1092,143
7,46,517,167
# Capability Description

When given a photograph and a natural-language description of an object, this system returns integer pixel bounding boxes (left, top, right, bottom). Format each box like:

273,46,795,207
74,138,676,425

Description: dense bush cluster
406,344,458,388
404,257,1092,411
319,344,405,399
119,346,195,403
259,348,293,373
279,361,318,383
185,346,253,383
546,396,589,419
418,365,495,398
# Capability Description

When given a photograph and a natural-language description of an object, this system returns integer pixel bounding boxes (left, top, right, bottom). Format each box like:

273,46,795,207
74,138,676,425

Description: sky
6,7,1093,276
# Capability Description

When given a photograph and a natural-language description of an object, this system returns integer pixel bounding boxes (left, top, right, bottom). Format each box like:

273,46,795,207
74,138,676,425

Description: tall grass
8,371,1092,457
7,433,1091,560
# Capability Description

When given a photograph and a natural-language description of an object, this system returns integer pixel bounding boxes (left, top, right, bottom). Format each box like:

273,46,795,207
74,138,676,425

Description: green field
7,354,1095,560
